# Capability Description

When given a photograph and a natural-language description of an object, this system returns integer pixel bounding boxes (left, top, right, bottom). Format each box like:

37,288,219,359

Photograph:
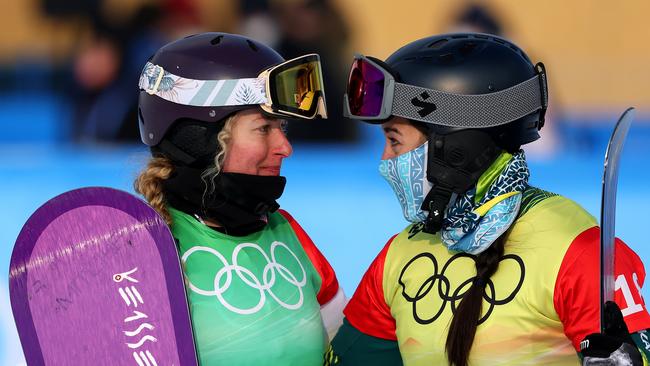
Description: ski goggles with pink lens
343,54,548,128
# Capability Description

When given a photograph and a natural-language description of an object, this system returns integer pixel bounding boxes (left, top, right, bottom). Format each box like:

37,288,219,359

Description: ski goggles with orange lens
343,54,548,128
139,54,327,119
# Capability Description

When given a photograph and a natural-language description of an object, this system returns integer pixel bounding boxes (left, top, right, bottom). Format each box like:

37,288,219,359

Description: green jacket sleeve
631,329,650,364
325,318,402,366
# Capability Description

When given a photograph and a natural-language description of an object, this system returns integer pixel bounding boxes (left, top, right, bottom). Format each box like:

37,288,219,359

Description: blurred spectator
267,0,358,142
42,0,203,143
40,0,100,20
448,3,503,35
238,0,281,48
63,2,167,142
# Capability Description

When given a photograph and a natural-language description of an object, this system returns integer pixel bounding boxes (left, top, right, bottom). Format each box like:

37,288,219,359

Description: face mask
163,166,286,235
379,142,433,223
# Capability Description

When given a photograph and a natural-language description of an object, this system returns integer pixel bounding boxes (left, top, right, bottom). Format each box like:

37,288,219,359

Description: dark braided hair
445,234,507,366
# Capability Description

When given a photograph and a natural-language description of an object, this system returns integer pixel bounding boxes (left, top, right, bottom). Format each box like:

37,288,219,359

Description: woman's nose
381,142,395,160
273,129,293,158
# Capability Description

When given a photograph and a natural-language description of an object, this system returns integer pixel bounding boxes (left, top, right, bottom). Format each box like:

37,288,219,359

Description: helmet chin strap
421,129,502,234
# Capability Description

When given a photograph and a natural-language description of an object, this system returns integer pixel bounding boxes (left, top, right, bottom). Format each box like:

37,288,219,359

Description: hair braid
445,235,506,366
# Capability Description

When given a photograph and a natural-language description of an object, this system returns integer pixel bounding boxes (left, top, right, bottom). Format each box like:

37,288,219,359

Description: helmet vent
210,35,224,45
246,40,259,51
427,39,448,49
439,53,455,63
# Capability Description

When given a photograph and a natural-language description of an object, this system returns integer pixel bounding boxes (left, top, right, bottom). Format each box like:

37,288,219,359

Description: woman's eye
258,125,270,133
389,137,399,146
280,120,289,134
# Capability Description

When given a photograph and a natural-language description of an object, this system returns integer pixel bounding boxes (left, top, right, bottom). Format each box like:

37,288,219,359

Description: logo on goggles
411,91,437,117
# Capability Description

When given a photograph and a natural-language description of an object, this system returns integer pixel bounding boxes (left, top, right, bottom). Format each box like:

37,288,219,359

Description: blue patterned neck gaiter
379,142,433,223
441,150,530,255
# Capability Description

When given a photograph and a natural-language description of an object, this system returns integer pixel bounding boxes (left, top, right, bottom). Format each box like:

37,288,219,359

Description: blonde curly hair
134,115,236,225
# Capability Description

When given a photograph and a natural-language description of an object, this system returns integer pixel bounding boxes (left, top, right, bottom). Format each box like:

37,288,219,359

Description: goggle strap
392,73,547,128
139,62,268,107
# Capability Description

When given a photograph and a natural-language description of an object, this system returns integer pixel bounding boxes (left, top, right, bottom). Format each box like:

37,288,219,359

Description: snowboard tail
9,187,197,365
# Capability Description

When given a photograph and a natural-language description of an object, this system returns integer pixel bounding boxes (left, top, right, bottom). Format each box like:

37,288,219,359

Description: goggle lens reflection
347,58,385,117
273,60,324,116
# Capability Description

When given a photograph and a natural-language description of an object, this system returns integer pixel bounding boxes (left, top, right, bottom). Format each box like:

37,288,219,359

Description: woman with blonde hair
134,32,344,365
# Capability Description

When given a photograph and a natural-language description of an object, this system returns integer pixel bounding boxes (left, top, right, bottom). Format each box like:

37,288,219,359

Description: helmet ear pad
152,118,227,168
425,127,502,193
419,126,502,234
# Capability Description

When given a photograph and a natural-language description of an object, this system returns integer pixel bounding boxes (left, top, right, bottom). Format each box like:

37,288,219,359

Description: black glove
580,301,643,366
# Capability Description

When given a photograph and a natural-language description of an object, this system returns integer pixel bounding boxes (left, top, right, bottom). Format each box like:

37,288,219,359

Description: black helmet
384,33,546,151
381,33,547,233
138,32,285,165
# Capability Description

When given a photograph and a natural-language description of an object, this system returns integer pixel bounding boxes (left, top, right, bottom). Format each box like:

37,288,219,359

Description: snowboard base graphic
9,187,197,365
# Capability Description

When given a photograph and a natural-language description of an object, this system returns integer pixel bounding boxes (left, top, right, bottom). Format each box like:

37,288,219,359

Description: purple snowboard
9,187,197,365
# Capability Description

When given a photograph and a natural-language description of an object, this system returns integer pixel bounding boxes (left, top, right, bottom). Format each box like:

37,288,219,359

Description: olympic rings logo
181,241,307,315
398,252,525,325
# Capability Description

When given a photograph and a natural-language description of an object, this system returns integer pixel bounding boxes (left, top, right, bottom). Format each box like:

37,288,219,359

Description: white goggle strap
390,72,548,128
138,62,268,107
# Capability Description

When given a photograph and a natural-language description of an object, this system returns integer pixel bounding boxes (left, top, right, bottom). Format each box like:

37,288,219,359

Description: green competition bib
169,207,326,365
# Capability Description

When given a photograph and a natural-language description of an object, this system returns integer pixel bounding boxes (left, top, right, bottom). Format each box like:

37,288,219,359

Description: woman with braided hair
133,32,345,365
326,33,650,366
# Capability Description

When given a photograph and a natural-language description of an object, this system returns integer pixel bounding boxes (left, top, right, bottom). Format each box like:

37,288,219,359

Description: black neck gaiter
163,166,286,236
